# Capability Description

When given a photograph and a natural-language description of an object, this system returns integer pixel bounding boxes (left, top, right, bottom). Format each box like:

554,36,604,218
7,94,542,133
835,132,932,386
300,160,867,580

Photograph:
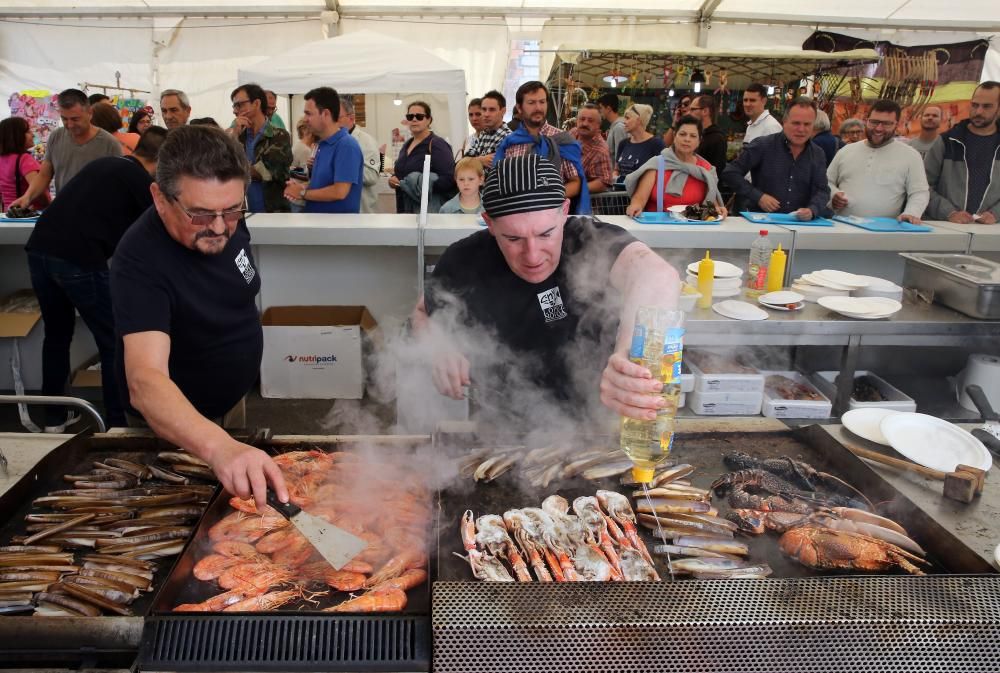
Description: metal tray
901,252,1000,319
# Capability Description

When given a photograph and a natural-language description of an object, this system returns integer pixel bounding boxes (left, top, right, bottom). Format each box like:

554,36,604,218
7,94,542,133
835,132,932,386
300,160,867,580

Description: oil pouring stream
619,307,685,580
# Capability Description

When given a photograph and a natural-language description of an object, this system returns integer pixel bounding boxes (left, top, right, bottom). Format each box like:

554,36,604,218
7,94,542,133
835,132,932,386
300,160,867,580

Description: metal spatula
266,491,367,570
966,384,1000,459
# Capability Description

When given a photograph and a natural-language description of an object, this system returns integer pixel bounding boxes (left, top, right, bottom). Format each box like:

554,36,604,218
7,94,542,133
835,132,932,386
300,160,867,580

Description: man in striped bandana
413,154,681,425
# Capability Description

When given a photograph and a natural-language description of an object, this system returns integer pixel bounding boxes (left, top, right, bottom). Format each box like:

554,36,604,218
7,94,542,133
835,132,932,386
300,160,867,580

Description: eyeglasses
170,197,247,228
231,99,252,110
687,106,703,112
866,119,896,128
405,113,428,122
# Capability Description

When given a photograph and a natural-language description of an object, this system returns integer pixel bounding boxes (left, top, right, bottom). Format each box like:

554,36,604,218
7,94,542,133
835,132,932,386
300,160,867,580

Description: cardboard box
0,290,43,391
761,371,832,419
71,354,103,388
260,306,379,399
0,290,42,339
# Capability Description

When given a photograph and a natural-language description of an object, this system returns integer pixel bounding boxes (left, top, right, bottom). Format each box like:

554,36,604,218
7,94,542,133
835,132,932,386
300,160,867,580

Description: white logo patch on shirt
235,248,256,284
537,286,568,323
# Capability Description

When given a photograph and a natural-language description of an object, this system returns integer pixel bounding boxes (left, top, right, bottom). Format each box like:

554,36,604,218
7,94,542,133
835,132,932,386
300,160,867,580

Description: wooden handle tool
847,445,984,504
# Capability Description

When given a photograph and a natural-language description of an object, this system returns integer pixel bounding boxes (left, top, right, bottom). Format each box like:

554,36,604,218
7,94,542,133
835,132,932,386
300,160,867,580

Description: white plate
685,274,743,290
759,291,804,305
668,205,687,213
842,408,900,445
712,286,743,298
686,260,744,279
995,543,1000,570
760,301,805,312
879,413,992,472
801,273,855,291
813,269,870,288
712,300,768,321
853,275,898,292
818,296,902,318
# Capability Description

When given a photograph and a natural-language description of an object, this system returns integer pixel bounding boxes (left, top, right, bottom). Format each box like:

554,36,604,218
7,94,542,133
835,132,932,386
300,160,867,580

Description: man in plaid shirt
495,81,581,201
569,103,612,194
465,89,511,168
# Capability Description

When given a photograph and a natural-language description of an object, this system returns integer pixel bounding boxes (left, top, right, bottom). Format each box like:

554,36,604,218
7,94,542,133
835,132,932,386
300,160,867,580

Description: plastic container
746,230,772,297
685,350,764,394
689,389,763,416
761,371,833,419
811,370,917,413
766,244,787,292
696,251,714,309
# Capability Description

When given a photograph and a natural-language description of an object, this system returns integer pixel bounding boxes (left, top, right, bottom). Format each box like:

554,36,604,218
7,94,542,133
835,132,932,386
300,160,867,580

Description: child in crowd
439,156,484,214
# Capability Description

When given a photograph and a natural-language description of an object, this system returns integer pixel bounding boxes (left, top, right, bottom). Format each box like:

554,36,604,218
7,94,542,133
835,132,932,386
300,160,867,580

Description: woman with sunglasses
390,102,456,213
662,95,692,147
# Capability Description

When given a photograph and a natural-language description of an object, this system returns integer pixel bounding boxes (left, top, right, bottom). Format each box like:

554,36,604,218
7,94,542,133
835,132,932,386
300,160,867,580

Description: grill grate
433,578,1000,672
139,615,429,672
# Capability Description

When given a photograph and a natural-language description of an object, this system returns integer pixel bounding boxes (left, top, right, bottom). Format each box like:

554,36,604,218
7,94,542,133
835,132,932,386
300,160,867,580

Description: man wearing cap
413,155,680,425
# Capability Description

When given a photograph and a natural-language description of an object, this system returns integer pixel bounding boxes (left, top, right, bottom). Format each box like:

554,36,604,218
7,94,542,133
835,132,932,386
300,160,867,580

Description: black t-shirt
616,137,666,179
26,156,153,270
699,124,728,176
110,208,263,420
963,131,1000,212
425,216,636,420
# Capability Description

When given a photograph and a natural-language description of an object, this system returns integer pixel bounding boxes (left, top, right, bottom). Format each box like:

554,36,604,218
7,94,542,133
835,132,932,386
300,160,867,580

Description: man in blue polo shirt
282,86,362,213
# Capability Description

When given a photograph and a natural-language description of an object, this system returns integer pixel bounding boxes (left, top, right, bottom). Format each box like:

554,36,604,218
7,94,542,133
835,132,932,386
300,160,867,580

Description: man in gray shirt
598,93,627,166
10,88,121,206
905,105,942,157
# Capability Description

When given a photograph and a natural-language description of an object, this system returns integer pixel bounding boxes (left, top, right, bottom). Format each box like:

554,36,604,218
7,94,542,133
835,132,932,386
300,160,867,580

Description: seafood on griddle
778,525,928,575
722,451,874,510
464,446,645,487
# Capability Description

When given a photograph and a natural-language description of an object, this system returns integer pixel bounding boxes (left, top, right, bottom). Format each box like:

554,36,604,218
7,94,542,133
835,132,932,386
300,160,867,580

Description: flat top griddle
435,427,989,582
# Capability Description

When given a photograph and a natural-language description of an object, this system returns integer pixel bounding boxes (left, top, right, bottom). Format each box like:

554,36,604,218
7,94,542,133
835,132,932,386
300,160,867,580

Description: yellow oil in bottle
620,307,685,483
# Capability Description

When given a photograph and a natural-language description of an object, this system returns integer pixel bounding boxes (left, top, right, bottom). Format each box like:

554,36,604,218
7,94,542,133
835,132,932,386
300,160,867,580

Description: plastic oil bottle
619,306,685,484
746,229,772,297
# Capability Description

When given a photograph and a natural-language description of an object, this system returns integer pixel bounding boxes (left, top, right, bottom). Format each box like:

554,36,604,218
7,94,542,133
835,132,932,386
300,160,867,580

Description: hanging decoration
8,91,59,161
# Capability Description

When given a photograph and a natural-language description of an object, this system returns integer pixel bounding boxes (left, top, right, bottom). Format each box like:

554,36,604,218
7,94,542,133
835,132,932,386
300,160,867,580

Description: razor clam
652,544,743,560
619,548,659,581
170,464,217,480
474,455,519,482
635,498,711,515
0,593,33,608
659,512,739,532
0,553,76,566
146,464,190,484
668,557,757,574
0,545,64,554
0,580,56,592
83,554,154,570
79,567,152,591
137,505,204,520
635,483,711,498
632,488,707,502
22,513,96,545
522,446,570,466
637,513,734,538
120,540,185,560
36,591,101,617
652,464,695,486
157,451,210,468
69,572,143,596
0,570,63,583
674,535,749,556
691,565,773,580
62,577,136,606
58,582,133,615
581,458,635,481
104,458,151,479
563,450,627,478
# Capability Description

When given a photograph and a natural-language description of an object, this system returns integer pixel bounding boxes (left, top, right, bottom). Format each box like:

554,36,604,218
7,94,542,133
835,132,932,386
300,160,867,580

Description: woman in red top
625,115,727,218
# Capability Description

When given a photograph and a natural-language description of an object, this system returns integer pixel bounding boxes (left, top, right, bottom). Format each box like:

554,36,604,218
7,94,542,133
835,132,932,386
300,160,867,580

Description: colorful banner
8,90,59,160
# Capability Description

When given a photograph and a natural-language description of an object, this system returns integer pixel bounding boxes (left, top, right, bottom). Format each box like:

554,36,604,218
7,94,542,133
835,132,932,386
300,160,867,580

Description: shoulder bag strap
656,154,665,213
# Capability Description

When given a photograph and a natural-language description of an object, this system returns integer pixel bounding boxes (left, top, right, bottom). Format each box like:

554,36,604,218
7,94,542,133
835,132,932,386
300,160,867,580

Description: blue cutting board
833,215,931,232
631,212,722,225
0,216,38,223
741,211,834,227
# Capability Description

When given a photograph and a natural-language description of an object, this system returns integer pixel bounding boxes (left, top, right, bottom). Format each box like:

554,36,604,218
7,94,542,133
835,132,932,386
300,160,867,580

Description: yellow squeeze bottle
766,244,787,292
696,251,714,309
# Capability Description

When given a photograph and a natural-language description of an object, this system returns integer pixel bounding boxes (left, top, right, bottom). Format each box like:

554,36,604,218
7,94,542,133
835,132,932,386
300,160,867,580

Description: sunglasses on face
171,197,247,228
405,113,428,121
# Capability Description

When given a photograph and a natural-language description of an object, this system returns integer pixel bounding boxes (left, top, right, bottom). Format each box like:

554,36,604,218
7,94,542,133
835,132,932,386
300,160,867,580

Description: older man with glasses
826,99,928,222
111,125,289,509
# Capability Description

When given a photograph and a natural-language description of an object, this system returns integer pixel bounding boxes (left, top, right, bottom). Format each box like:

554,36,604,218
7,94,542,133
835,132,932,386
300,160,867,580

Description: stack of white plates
712,300,768,321
817,296,903,319
791,280,848,302
758,290,805,311
791,268,869,302
686,260,744,299
851,275,904,301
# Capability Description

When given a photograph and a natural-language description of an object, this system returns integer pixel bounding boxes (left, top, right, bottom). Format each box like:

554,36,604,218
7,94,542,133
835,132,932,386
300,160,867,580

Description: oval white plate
712,287,743,298
842,408,900,445
668,205,687,213
759,291,804,305
685,274,743,290
814,269,870,288
880,412,992,472
854,275,899,292
712,300,768,321
801,273,855,291
686,260,744,279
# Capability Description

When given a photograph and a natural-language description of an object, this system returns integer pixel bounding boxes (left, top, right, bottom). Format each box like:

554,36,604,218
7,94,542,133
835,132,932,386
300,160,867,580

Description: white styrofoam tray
688,389,763,416
761,371,833,419
811,370,917,413
686,350,764,394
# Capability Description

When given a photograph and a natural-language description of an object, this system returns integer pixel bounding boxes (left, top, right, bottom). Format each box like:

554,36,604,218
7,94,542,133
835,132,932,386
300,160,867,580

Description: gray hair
839,118,865,134
814,109,831,132
156,126,249,199
339,95,355,116
160,88,191,110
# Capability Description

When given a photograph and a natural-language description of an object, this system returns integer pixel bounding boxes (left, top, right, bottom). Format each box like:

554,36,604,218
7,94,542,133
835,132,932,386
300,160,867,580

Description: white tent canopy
238,30,468,150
